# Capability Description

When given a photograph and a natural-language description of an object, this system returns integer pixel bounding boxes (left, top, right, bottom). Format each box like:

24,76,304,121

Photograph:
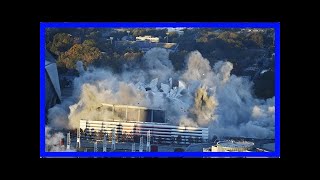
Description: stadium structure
79,103,209,145
45,51,61,121
203,140,255,152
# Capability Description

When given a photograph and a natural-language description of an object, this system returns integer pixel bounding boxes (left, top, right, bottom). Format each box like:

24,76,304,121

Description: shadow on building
45,51,61,123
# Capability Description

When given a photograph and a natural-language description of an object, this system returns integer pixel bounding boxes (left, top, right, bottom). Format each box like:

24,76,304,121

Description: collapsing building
80,103,209,144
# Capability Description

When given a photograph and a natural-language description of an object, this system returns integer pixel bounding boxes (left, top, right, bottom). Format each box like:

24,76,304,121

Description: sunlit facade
80,119,209,144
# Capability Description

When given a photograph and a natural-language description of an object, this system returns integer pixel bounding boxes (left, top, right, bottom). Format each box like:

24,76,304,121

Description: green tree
168,32,179,43
82,39,97,47
169,50,188,71
217,32,243,49
177,29,197,51
49,33,74,56
123,52,143,61
264,29,275,50
253,70,274,99
85,30,101,40
132,28,147,37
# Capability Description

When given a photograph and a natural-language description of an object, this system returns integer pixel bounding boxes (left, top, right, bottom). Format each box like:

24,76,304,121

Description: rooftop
217,141,254,148
115,41,178,51
185,143,213,152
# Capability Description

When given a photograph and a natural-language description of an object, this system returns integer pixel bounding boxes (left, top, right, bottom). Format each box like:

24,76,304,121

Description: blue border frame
40,22,280,158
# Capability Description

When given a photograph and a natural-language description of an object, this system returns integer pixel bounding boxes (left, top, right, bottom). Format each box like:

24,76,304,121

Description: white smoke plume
47,48,275,140
179,116,199,127
45,126,65,152
45,126,77,152
142,48,174,82
76,61,85,75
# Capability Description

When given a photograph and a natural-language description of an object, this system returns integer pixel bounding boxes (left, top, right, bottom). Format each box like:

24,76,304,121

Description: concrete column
126,106,128,121
151,110,154,122
138,109,140,122
112,105,115,121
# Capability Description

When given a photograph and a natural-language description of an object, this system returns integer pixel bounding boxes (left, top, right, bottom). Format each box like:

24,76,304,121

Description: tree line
46,28,275,99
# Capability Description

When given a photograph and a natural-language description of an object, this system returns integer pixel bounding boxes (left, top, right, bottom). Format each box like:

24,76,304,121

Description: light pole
139,136,143,152
110,37,113,44
66,132,71,150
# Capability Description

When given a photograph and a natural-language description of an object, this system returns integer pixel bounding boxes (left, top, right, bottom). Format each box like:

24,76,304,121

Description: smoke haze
47,48,275,139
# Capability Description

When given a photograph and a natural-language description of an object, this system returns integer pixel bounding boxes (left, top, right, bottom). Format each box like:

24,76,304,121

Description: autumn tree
49,33,74,56
132,28,147,37
249,32,264,48
217,31,243,49
123,52,143,61
168,31,179,43
57,42,102,69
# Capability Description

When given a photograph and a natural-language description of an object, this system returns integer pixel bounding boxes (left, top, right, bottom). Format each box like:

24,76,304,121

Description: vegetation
48,33,74,56
46,28,275,99
254,69,274,99
130,28,167,40
169,50,188,71
57,43,102,69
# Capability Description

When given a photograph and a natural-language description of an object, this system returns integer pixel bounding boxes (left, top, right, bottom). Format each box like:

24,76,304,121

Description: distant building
115,41,178,53
240,28,265,33
121,35,134,41
213,29,223,33
136,35,159,43
185,143,213,152
167,28,184,36
203,140,255,152
45,51,61,121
